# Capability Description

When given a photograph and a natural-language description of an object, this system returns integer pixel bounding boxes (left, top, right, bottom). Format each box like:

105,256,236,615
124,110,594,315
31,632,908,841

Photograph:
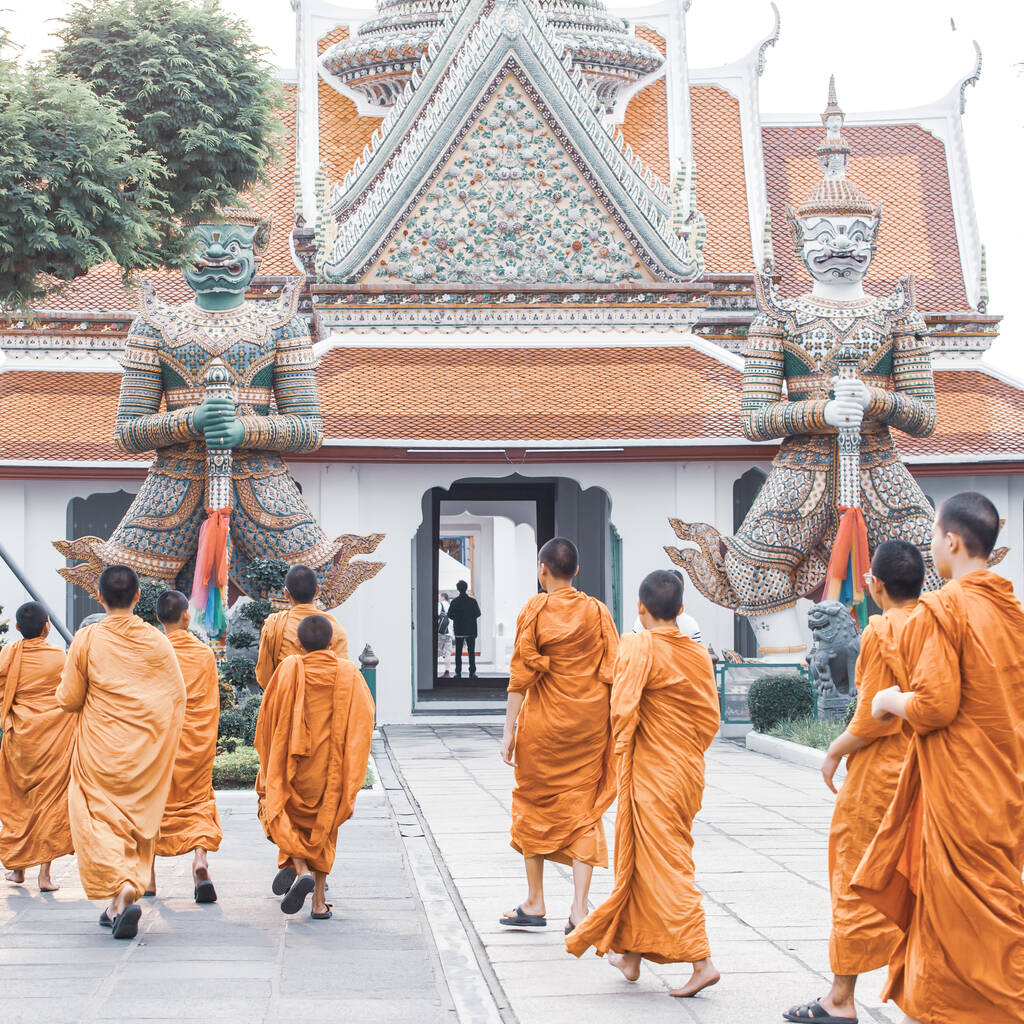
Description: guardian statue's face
798,215,877,286
183,223,258,296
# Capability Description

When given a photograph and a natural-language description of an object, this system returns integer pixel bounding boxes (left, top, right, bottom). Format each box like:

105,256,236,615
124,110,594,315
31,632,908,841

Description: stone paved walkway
383,724,902,1024
0,787,455,1024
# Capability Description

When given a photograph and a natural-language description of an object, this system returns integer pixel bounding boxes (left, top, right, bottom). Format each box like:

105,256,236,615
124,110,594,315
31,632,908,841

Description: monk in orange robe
500,537,619,934
254,613,374,918
0,602,75,892
146,590,222,904
256,564,348,689
566,570,720,997
57,565,185,940
784,539,924,1023
853,492,1024,1024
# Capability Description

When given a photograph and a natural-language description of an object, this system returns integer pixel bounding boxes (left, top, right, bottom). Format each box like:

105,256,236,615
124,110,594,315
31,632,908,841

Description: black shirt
447,594,481,637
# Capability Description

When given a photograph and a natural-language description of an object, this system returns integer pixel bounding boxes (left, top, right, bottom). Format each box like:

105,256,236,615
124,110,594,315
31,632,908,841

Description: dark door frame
430,480,556,687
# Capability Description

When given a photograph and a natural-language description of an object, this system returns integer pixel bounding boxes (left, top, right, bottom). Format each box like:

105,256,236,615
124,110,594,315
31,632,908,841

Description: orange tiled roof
691,85,752,274
246,82,298,275
2,354,1021,463
763,123,969,311
318,25,383,185
620,27,669,187
35,266,191,313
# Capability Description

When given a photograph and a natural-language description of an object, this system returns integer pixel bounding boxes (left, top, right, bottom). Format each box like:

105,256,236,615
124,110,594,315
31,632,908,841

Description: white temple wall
4,464,1022,724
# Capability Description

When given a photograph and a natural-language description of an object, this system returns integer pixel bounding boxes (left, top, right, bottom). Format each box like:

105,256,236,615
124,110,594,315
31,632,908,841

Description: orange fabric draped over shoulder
566,627,719,963
57,617,185,900
254,650,374,873
852,572,1024,1023
157,631,222,857
0,638,75,870
255,604,348,690
827,605,913,974
508,588,619,867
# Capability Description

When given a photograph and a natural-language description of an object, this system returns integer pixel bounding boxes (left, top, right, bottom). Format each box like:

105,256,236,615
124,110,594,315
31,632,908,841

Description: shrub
747,673,815,733
246,557,289,600
239,692,262,746
134,578,169,627
218,707,245,742
767,715,845,751
844,693,858,725
226,629,256,651
220,655,257,692
238,599,274,633
218,677,237,711
212,745,260,788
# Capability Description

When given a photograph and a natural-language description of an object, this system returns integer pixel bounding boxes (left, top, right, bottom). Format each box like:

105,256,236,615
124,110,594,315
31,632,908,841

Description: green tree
52,0,281,240
0,31,164,308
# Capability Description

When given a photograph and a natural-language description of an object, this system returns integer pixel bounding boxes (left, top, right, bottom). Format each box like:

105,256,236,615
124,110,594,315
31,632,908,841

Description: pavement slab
0,786,456,1024
383,724,905,1024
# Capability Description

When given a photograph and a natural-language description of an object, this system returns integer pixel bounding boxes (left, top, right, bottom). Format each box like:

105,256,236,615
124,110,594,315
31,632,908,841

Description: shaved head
15,602,48,640
297,614,333,653
98,564,139,609
156,589,189,624
938,492,1000,558
639,570,683,621
538,537,579,580
872,540,925,601
285,565,318,604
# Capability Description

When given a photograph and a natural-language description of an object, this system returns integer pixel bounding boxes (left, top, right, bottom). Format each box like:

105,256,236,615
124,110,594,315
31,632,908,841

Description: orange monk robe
0,638,75,870
508,588,619,867
255,604,348,690
566,627,719,963
852,571,1024,1023
254,651,374,873
827,605,913,975
156,631,223,857
57,617,185,900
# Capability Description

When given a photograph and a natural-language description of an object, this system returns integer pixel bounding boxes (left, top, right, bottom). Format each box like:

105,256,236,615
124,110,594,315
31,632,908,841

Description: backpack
437,606,451,634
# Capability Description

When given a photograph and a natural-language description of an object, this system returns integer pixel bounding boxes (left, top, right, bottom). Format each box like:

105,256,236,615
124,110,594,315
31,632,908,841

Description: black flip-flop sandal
142,890,155,898
564,920,576,935
98,910,112,928
499,905,547,927
311,903,332,920
280,875,315,915
783,1000,858,1023
110,904,141,940
194,880,217,904
272,866,296,896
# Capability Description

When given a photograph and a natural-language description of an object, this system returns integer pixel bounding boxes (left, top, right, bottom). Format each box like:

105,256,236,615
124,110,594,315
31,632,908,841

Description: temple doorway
413,474,613,709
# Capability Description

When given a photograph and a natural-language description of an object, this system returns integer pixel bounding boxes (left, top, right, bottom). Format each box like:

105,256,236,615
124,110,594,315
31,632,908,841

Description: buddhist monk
254,614,374,918
147,590,222,904
852,492,1024,1024
0,602,75,892
500,537,619,934
57,565,185,940
784,539,924,1023
255,565,348,690
566,570,720,997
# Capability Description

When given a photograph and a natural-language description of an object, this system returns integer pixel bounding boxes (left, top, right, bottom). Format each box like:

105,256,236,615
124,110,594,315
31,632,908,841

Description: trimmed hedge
238,692,262,746
212,745,259,788
747,673,815,733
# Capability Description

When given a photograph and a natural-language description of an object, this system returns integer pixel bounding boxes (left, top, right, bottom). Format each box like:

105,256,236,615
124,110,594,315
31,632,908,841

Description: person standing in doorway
448,580,481,680
437,592,453,678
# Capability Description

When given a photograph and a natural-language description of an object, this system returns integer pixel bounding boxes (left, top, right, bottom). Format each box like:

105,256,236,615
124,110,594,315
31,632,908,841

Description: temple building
1,0,1022,722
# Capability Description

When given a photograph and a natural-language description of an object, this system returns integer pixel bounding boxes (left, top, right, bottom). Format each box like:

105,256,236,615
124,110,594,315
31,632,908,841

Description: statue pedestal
818,693,851,723
748,607,808,664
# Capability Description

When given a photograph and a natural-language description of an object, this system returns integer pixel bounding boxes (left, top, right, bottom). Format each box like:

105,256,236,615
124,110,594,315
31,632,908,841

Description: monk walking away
57,565,185,940
784,540,924,1024
853,492,1024,1024
254,614,374,919
500,537,618,935
148,590,222,904
567,571,720,998
0,602,75,893
256,565,348,690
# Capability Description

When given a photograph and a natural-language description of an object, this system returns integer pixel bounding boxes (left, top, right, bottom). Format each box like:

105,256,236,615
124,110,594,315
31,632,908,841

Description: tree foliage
0,30,164,308
52,0,281,237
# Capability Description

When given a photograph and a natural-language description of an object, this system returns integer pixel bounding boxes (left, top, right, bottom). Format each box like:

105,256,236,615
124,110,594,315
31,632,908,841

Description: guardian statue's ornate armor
668,82,937,655
58,211,383,605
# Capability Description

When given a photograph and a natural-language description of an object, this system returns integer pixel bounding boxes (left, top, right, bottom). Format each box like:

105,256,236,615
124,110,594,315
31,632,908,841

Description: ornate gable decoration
368,75,655,285
316,0,703,285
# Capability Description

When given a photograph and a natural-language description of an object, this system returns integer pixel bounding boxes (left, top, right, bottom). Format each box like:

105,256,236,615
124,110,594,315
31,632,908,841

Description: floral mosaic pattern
373,78,649,285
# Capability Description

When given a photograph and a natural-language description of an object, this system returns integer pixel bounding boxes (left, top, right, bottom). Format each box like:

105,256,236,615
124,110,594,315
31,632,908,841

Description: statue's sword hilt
836,344,861,509
203,358,235,511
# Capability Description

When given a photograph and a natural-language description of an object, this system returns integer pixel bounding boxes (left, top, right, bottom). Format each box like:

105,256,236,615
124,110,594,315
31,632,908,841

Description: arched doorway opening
733,467,766,659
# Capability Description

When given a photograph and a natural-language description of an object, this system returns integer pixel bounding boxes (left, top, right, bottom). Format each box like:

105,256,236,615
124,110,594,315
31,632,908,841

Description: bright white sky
7,0,1022,376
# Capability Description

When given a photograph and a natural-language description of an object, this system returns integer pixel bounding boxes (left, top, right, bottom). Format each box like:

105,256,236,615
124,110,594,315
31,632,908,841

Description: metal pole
0,541,73,644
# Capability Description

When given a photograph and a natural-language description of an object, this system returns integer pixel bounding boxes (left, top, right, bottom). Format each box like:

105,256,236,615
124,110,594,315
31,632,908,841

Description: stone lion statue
807,600,860,708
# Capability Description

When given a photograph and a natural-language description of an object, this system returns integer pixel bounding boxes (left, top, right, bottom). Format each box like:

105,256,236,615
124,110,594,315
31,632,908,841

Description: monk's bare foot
669,958,720,998
4,870,25,885
609,952,642,982
108,883,137,920
37,870,59,893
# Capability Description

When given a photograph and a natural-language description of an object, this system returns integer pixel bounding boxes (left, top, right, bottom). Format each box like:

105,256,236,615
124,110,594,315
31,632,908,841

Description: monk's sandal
499,905,546,928
783,1001,857,1023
